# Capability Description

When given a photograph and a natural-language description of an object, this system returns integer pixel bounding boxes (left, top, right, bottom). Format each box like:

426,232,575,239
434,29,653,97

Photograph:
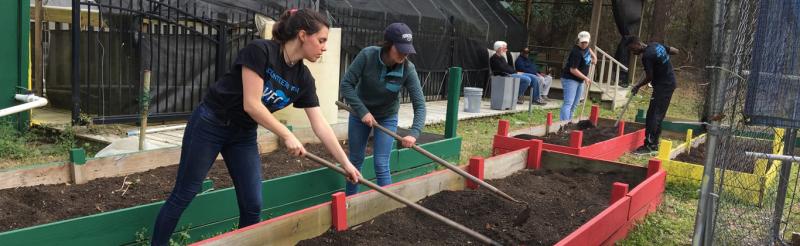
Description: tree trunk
649,0,673,43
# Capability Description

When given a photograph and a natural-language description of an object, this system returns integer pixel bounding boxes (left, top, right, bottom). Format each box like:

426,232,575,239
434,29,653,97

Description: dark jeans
151,104,262,246
644,85,676,149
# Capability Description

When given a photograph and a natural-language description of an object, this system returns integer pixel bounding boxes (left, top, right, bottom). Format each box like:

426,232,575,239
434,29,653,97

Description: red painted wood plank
331,192,347,231
467,157,484,189
556,196,631,246
626,170,666,221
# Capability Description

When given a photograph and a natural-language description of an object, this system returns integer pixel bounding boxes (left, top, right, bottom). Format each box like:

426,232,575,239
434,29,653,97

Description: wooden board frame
195,146,665,246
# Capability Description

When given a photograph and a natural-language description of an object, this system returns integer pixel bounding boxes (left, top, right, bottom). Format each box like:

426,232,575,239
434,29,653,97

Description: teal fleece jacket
340,46,426,137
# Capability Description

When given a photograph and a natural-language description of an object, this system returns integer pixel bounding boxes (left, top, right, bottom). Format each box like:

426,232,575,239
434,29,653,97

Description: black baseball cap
384,23,416,54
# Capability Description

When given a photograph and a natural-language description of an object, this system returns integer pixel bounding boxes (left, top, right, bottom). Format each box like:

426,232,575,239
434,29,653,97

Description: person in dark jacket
490,41,545,105
515,47,552,101
627,35,679,154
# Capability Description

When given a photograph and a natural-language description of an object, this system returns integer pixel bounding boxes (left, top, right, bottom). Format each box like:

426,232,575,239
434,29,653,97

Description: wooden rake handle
304,152,500,245
336,101,523,204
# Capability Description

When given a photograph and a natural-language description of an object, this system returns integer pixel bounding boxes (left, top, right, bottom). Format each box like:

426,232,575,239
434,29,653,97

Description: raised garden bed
634,109,705,135
658,129,785,204
493,106,646,162
193,144,666,246
0,127,459,246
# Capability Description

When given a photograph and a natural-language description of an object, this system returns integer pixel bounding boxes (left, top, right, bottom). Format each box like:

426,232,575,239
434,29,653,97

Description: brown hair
271,8,330,44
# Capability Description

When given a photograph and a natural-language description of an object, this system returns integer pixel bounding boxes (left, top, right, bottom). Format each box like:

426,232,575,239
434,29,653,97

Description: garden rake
336,101,533,226
304,152,501,245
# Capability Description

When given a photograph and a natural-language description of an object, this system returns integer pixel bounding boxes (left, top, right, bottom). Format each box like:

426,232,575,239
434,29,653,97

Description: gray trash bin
463,87,483,113
490,76,520,110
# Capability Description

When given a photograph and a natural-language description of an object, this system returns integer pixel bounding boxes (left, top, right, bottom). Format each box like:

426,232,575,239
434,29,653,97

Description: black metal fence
69,0,264,124
328,6,493,103
65,0,511,124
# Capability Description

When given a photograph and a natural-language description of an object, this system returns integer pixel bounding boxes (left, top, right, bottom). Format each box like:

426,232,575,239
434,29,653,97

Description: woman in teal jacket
340,23,426,195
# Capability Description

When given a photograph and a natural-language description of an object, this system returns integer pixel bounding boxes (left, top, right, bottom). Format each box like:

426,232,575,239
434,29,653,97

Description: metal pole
71,0,81,125
692,0,734,244
772,129,798,244
304,152,501,246
139,70,151,151
34,0,43,96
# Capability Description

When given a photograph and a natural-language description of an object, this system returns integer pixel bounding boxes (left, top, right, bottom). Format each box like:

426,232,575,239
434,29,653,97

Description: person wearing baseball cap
559,31,597,121
339,22,426,195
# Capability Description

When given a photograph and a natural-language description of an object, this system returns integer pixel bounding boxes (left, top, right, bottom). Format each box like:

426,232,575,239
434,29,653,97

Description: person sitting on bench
515,47,552,101
490,41,545,105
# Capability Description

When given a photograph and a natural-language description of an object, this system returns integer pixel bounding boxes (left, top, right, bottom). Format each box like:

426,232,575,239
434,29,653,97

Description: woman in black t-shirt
150,9,361,246
559,31,596,121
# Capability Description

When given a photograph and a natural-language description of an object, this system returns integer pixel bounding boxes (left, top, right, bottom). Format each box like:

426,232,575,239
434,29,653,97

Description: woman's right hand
283,135,306,157
361,113,377,127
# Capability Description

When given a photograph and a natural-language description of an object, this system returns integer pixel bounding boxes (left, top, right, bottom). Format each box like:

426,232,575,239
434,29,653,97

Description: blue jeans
151,104,262,246
345,114,398,195
560,78,585,121
510,73,541,99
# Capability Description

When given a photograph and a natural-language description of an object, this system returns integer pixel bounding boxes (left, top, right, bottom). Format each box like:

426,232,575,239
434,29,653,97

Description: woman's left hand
401,136,417,148
342,163,362,183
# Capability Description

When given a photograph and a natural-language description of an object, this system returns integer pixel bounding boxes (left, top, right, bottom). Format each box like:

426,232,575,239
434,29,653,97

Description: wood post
686,129,694,154
617,121,626,137
658,140,672,161
444,67,462,139
610,182,629,205
139,70,151,151
497,120,510,137
331,192,347,231
466,157,485,190
528,139,543,169
647,159,662,178
570,131,584,148
69,148,87,184
546,112,553,134
590,105,599,126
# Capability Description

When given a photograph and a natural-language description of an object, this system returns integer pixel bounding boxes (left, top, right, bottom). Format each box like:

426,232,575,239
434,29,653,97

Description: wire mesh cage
696,0,800,244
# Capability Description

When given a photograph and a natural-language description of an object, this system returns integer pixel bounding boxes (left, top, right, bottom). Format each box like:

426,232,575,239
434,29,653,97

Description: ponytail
272,8,330,44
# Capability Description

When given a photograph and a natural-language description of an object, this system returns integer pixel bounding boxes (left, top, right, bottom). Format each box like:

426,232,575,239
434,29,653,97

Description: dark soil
299,168,642,246
0,129,442,232
674,140,775,173
513,120,643,146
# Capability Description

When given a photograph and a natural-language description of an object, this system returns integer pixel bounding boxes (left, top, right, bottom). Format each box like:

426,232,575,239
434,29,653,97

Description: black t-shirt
561,45,591,82
642,42,676,88
203,39,319,128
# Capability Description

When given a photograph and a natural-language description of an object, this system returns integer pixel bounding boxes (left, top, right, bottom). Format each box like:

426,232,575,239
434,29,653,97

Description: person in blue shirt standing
559,31,596,121
339,23,426,195
626,35,680,154
515,47,552,101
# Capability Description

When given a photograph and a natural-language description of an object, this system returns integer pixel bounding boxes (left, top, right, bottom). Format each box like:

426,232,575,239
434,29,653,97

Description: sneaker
634,145,658,155
533,100,547,105
517,99,525,104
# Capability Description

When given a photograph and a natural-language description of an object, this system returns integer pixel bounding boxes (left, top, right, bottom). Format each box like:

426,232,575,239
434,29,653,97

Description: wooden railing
588,47,629,107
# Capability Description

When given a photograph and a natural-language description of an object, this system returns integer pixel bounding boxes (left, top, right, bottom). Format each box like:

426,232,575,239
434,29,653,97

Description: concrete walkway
336,97,562,128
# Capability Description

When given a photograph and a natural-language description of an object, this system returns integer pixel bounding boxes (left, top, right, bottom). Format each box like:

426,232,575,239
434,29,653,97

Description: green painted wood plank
0,139,459,246
397,137,462,169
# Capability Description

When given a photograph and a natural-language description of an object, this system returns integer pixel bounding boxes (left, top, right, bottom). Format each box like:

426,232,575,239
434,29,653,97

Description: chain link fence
695,0,800,244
